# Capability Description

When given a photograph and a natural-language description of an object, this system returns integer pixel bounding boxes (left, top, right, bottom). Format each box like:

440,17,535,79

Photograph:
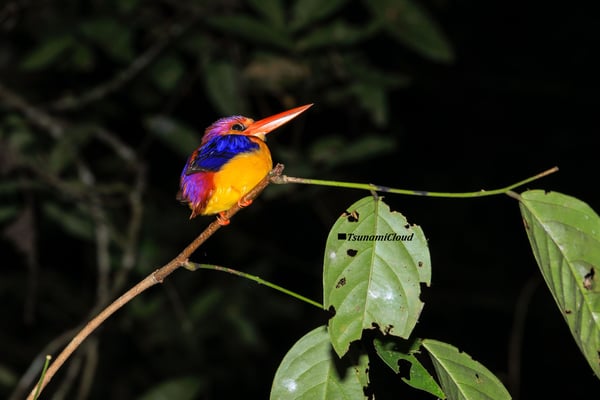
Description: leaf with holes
422,340,510,400
519,189,600,378
373,337,445,398
323,196,430,357
270,326,369,400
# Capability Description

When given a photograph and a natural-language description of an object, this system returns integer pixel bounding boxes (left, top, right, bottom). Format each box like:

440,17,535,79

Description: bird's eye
231,123,245,131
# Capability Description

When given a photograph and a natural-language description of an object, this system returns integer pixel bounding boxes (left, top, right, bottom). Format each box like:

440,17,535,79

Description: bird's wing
184,135,259,175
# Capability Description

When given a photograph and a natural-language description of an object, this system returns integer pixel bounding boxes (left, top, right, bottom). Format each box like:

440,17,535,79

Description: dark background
1,1,597,399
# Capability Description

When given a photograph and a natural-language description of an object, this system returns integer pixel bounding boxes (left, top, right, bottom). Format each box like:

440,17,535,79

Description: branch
271,166,559,198
0,82,138,165
0,82,65,138
26,164,285,400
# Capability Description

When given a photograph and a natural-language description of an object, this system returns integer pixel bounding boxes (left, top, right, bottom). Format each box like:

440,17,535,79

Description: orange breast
202,140,272,215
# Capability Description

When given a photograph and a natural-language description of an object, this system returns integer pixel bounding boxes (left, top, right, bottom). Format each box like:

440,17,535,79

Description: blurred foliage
1,0,596,399
0,0,454,398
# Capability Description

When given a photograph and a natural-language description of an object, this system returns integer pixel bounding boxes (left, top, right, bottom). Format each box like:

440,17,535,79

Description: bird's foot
238,198,253,208
217,212,230,226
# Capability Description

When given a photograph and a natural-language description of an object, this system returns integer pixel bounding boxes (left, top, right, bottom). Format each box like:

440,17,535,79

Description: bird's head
201,104,313,145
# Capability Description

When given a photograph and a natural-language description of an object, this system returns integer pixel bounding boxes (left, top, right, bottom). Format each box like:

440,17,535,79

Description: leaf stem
32,355,51,400
272,166,558,198
184,262,324,309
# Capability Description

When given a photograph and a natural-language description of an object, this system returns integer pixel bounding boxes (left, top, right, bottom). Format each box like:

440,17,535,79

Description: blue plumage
185,134,259,174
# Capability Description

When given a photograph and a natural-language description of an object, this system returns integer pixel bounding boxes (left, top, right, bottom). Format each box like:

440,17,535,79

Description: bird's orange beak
244,104,313,138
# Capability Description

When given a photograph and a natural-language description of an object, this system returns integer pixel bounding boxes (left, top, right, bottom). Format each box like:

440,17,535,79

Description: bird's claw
217,212,230,226
238,198,253,208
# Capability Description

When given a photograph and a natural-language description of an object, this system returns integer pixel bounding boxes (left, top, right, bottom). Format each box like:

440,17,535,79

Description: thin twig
91,126,138,163
0,82,139,165
0,82,65,138
185,262,323,309
271,166,559,198
9,330,75,400
25,164,285,400
111,164,146,294
31,355,50,400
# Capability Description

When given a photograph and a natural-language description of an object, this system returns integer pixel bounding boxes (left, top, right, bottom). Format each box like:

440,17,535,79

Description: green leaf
48,140,75,174
203,61,248,116
208,15,293,50
42,202,93,241
519,190,600,378
116,0,139,14
0,182,21,195
144,115,200,157
130,296,163,319
323,196,431,357
69,43,95,71
349,83,388,127
270,326,369,400
247,0,285,28
290,0,349,31
21,35,75,70
188,289,224,321
4,123,35,152
297,20,374,51
151,55,185,92
309,135,397,167
373,337,445,398
346,56,412,87
137,376,205,400
363,0,454,63
48,127,93,174
0,205,19,223
79,18,134,62
326,54,410,126
422,339,511,400
0,362,18,387
179,32,211,57
79,17,135,62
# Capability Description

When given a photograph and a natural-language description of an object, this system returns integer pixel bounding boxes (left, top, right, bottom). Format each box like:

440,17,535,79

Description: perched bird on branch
178,104,312,224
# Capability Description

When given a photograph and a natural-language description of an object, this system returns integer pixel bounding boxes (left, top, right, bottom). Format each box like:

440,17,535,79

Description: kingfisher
178,103,313,224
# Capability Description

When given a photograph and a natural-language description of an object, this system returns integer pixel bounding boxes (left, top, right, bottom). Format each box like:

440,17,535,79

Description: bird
177,103,313,224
